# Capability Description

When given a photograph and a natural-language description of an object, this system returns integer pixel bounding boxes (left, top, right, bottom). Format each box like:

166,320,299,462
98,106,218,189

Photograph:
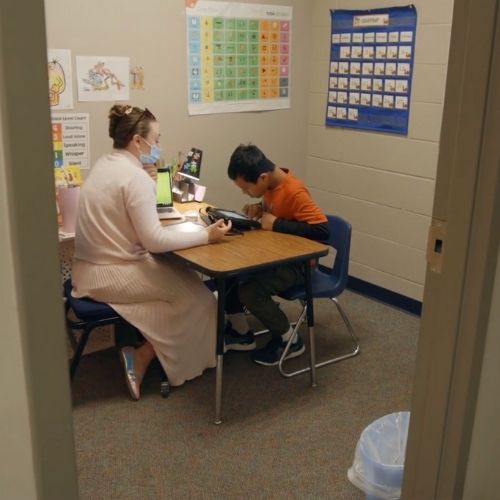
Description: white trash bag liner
348,411,410,500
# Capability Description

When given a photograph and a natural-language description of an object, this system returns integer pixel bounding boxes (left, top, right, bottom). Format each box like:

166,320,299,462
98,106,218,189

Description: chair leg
64,304,78,352
70,327,92,380
278,298,360,378
330,298,360,357
160,378,170,399
66,324,78,352
253,313,304,337
278,306,309,377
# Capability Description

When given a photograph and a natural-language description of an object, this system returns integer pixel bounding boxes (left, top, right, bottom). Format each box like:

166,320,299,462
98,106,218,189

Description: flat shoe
120,347,142,400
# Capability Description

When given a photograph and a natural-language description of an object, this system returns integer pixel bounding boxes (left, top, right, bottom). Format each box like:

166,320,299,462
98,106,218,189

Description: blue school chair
277,215,360,377
63,279,170,397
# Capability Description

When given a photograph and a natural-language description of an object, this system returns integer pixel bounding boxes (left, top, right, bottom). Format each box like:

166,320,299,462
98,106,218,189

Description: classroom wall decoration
325,6,417,135
186,1,292,115
51,113,90,170
47,49,74,110
76,56,129,102
130,65,145,90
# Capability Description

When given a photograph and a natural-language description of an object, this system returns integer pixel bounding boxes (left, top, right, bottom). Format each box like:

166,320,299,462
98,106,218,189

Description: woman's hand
207,219,232,243
242,203,263,219
143,164,158,182
260,212,277,231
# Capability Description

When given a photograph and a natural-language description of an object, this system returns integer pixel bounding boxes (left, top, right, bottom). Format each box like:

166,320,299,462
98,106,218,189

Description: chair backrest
320,215,352,291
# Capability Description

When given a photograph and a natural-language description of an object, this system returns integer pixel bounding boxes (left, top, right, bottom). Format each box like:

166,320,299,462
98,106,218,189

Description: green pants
231,263,305,338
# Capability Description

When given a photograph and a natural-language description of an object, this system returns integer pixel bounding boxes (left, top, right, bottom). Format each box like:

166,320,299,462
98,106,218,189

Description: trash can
348,411,410,500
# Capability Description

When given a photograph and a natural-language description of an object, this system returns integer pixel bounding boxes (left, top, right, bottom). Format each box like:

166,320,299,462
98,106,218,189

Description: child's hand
143,164,158,182
260,212,276,230
207,219,232,242
242,203,263,219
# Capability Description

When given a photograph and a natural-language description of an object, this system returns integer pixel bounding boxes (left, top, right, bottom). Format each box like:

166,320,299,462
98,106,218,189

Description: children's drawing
83,61,125,91
48,59,66,105
47,49,73,109
130,65,145,90
76,56,129,102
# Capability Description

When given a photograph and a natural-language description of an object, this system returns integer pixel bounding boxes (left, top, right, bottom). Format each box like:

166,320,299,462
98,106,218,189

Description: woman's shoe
120,346,142,400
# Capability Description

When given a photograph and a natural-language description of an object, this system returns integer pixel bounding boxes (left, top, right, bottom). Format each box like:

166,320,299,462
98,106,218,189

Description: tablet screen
214,209,250,221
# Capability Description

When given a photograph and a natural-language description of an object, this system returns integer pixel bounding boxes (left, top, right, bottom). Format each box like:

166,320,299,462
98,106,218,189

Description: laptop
156,167,183,220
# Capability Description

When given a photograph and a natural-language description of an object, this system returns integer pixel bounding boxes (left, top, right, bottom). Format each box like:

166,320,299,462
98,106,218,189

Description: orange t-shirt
263,168,327,224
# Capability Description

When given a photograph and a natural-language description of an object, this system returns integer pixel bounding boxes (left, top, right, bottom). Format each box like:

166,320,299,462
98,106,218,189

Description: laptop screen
156,168,173,207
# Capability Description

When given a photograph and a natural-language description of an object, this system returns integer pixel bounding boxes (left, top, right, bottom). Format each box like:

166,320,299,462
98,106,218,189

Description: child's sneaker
224,323,256,352
252,335,305,366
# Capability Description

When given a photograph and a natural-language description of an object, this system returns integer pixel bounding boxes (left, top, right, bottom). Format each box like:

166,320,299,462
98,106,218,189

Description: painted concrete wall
307,0,453,300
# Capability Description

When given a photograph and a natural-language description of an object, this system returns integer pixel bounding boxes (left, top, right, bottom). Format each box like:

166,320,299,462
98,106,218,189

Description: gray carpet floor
71,290,418,499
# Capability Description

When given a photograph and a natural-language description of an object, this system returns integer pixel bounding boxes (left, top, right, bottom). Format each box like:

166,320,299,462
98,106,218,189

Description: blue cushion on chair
63,279,118,322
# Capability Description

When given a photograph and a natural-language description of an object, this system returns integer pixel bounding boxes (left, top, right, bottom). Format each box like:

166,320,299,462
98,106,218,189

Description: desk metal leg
214,277,226,424
304,262,317,387
215,354,223,424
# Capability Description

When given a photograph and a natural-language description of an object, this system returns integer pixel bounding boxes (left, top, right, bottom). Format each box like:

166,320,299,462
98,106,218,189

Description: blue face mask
139,138,161,165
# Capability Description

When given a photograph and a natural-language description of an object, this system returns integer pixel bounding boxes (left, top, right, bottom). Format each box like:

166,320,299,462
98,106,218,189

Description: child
225,144,329,366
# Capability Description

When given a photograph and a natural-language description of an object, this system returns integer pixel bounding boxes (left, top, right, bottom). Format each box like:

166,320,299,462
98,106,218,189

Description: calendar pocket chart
325,6,417,134
186,1,292,116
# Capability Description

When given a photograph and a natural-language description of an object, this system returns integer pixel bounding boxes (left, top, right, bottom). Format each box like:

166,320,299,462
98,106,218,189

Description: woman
71,104,231,399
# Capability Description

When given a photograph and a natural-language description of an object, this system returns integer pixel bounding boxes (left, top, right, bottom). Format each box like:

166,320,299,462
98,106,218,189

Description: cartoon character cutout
130,66,145,90
48,58,66,106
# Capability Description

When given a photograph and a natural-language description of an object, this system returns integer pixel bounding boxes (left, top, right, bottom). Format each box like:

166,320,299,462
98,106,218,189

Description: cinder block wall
307,0,454,300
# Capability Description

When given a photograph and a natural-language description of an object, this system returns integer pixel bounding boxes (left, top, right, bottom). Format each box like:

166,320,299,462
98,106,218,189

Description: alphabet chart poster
186,1,292,115
325,6,417,135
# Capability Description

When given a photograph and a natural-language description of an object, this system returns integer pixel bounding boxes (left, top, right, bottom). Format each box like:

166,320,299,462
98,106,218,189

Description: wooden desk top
174,201,207,212
172,229,328,276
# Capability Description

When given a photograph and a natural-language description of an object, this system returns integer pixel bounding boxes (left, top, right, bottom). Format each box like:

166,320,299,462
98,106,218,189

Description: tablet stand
173,179,195,203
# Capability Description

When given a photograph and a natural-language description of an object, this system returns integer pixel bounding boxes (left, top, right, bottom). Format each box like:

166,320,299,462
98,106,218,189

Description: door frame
402,0,500,498
0,0,78,498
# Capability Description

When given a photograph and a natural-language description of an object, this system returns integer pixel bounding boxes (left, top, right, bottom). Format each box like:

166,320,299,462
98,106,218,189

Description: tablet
206,207,261,229
213,209,251,221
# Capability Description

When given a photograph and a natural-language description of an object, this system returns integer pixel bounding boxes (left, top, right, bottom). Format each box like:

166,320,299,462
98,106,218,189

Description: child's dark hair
227,144,275,183
108,105,157,149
